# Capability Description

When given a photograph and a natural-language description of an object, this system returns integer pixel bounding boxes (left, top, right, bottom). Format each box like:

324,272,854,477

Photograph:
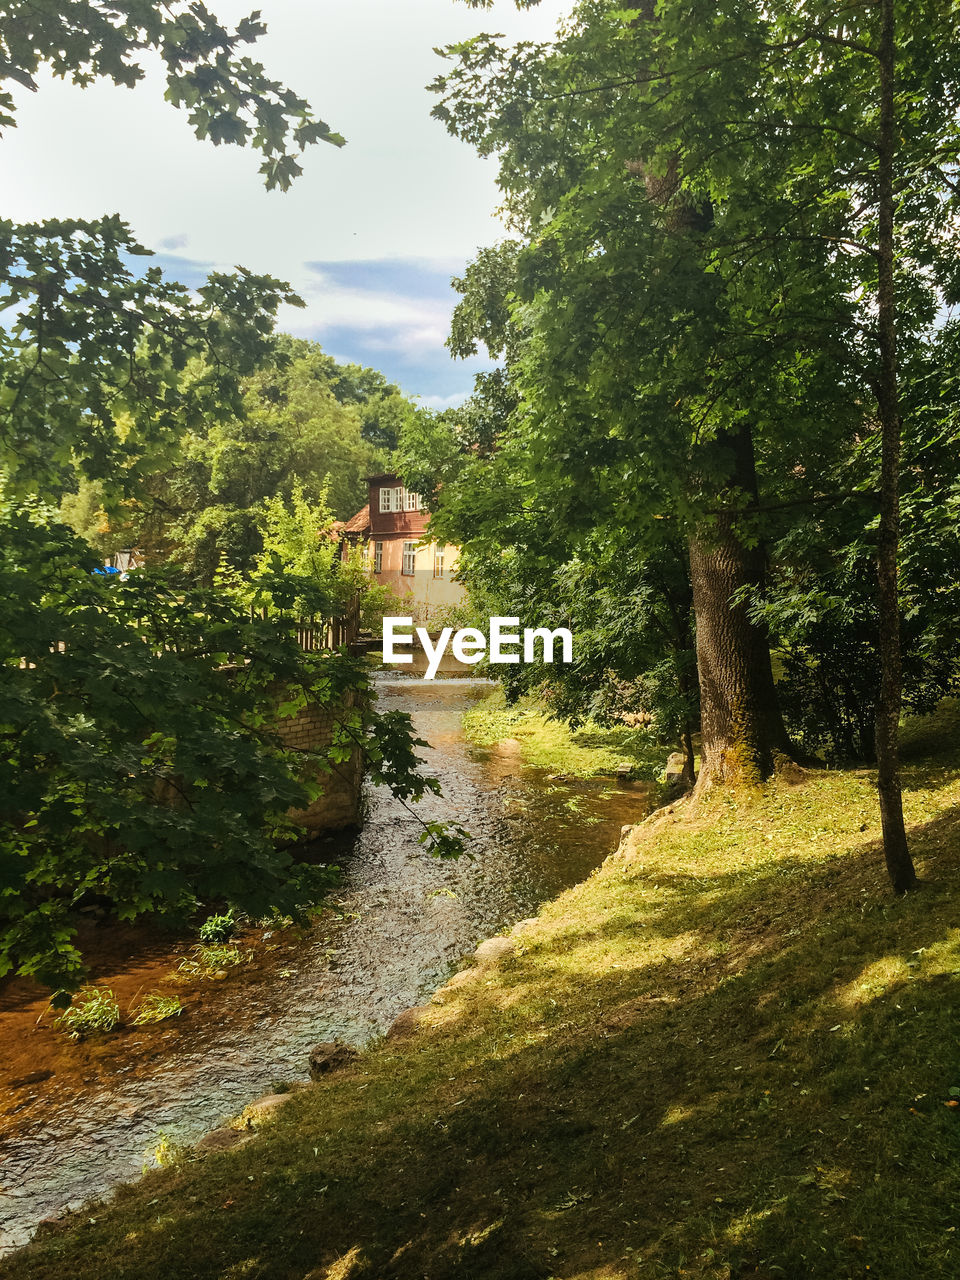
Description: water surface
0,677,652,1252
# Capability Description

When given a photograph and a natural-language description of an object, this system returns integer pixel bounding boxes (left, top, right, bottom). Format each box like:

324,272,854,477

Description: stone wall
273,689,364,833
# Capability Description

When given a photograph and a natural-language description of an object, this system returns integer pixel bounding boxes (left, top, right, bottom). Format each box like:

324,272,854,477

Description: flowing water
0,677,653,1254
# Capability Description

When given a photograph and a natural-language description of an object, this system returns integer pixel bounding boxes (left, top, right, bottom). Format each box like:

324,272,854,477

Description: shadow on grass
7,777,960,1280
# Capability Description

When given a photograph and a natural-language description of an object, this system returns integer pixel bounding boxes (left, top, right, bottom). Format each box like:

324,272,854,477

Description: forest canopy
398,0,960,890
0,2,452,989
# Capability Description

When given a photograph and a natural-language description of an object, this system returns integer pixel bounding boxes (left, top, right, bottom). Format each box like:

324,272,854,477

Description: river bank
0,676,653,1255
462,686,669,779
6,702,959,1280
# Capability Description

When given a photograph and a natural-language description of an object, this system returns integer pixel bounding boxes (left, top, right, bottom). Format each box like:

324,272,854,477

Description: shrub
1,502,458,991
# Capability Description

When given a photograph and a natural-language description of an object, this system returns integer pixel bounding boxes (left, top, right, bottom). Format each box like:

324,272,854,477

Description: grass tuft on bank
463,686,668,778
7,704,960,1280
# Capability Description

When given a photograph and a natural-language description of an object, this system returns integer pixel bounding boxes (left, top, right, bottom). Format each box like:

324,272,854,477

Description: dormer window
378,484,420,513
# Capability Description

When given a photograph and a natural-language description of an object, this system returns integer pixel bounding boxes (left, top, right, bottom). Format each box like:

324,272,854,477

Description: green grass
10,704,960,1280
175,944,245,980
130,993,183,1026
462,686,669,778
52,986,121,1040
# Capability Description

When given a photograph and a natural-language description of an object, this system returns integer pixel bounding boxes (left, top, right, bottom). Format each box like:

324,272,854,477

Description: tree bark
689,424,793,787
874,0,918,891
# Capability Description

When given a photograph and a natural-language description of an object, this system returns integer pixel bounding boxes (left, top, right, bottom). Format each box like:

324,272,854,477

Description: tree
0,0,351,504
399,387,701,780
430,12,856,787
0,0,343,188
95,338,396,580
0,3,465,988
0,492,460,989
661,0,960,881
0,216,303,497
757,345,960,764
440,0,960,889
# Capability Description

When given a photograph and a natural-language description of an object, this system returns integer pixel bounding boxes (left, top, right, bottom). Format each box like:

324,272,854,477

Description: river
0,677,653,1254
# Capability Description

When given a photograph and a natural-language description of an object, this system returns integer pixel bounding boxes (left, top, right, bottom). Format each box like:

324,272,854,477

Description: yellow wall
362,539,466,624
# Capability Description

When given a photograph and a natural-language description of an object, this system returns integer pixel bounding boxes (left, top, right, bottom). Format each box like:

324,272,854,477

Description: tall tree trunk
688,527,792,785
627,0,791,788
689,424,792,787
874,0,918,891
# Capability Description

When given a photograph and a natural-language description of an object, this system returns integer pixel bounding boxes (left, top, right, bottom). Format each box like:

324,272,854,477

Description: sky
0,0,569,407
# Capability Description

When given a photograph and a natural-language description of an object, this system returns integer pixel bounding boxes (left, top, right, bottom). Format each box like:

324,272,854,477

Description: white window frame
433,545,444,578
373,541,383,573
403,489,421,512
401,541,417,576
378,486,392,513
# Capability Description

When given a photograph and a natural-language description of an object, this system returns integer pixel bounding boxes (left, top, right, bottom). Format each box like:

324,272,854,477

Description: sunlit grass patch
462,686,667,778
10,710,960,1280
176,943,245,979
52,986,121,1039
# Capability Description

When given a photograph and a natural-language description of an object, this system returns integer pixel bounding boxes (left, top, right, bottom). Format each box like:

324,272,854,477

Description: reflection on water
0,677,652,1252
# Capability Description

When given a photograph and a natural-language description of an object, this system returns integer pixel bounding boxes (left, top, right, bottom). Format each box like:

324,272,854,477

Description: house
339,473,466,625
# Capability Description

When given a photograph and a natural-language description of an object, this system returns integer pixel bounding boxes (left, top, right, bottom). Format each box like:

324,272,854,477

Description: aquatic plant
198,911,237,944
53,987,121,1039
131,993,183,1025
177,944,245,979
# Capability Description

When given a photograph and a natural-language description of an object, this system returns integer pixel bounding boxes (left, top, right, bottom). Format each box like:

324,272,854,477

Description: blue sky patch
306,257,462,302
315,322,492,404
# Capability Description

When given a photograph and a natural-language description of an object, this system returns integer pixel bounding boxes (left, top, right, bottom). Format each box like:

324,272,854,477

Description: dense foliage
0,2,460,990
399,0,960,813
56,336,419,581
0,497,452,989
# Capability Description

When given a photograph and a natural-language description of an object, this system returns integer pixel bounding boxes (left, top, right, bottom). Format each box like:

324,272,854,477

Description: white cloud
284,282,450,340
418,391,473,410
0,0,567,398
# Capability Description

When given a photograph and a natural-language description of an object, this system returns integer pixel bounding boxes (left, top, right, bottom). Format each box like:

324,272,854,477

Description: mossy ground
6,704,960,1280
462,687,668,779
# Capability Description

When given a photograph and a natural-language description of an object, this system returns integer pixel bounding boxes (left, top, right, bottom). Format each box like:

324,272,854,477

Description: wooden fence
19,596,363,668
269,594,362,653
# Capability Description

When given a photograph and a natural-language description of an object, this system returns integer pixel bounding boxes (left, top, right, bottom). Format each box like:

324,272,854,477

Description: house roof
341,505,371,535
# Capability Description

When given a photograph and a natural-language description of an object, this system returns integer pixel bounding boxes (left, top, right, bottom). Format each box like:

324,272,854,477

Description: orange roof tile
340,505,371,535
